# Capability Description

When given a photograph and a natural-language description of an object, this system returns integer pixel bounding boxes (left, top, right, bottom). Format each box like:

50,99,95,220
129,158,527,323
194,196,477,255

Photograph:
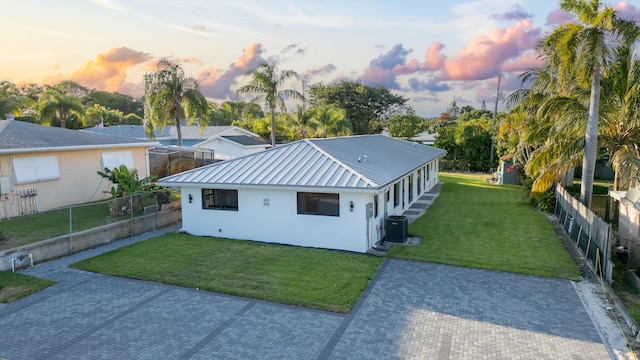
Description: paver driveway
0,227,612,359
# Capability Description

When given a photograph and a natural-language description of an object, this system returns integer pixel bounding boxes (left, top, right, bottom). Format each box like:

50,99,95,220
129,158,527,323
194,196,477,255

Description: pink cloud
358,44,409,89
545,9,574,26
303,64,336,79
441,20,540,81
198,42,266,99
43,47,152,94
392,59,421,75
500,52,543,73
423,42,446,70
393,42,446,74
616,1,640,22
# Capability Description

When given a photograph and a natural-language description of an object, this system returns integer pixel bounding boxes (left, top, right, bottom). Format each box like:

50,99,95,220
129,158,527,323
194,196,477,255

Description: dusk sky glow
2,0,640,117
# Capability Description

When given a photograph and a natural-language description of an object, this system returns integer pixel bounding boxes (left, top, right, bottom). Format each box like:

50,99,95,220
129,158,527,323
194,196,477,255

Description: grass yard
0,271,55,303
72,233,382,313
388,172,580,280
0,201,128,250
0,191,178,251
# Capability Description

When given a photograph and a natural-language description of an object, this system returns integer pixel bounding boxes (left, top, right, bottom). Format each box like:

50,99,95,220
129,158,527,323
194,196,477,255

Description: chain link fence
0,189,181,270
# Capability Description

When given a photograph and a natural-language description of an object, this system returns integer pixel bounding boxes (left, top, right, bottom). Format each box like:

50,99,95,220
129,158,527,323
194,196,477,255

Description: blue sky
2,0,639,117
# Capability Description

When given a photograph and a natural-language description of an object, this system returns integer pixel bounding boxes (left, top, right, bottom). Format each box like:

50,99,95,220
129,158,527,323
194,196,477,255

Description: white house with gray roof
157,135,446,253
84,125,269,161
0,120,157,218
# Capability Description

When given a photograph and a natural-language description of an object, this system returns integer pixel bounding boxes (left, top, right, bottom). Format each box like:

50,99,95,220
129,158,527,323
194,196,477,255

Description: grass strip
0,271,55,303
388,172,580,280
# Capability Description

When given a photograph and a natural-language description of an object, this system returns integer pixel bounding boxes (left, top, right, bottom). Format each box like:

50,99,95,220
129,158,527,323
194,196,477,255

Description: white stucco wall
196,138,268,161
619,204,640,243
176,158,442,252
180,186,373,253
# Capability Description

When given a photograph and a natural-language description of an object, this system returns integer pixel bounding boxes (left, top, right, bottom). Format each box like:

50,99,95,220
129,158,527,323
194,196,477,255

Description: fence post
130,194,134,238
554,187,559,216
68,207,73,255
577,226,583,246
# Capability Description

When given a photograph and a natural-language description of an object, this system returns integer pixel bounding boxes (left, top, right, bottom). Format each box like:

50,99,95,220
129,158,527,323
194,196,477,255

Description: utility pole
489,75,501,173
301,79,308,111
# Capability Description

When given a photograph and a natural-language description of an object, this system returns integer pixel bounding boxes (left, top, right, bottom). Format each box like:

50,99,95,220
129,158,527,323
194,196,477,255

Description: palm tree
308,105,352,138
600,45,640,190
237,62,302,146
38,86,85,128
144,58,208,147
0,81,34,118
538,0,638,207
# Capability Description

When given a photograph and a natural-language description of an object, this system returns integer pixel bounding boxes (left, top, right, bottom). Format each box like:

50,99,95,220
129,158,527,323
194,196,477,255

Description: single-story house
411,132,437,146
84,125,267,150
0,120,157,218
157,135,446,253
194,131,270,160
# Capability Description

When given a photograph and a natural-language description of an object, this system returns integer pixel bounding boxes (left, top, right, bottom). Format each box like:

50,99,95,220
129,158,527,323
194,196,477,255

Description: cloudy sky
2,0,639,117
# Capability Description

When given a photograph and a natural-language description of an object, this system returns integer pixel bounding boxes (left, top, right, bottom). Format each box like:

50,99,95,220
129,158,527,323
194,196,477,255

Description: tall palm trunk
270,106,276,146
175,112,183,147
580,62,601,207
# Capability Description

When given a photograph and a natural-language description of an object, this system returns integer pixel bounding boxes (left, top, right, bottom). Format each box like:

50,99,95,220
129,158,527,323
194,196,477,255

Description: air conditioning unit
0,176,10,195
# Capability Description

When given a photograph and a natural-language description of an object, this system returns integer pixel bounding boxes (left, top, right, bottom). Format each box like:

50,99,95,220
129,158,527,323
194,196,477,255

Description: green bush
532,190,556,213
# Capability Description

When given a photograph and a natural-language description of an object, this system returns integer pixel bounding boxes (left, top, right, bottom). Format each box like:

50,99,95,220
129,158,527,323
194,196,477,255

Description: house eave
156,182,382,193
0,142,159,155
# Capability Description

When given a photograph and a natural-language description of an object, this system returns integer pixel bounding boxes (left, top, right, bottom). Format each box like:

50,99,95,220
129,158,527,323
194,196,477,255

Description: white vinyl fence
555,184,614,283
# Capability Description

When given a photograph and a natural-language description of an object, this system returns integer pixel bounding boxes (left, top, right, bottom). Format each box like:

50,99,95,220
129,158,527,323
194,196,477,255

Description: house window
417,169,422,193
393,183,400,207
102,151,135,171
202,189,238,210
408,175,414,203
426,164,431,181
12,156,61,185
297,192,339,216
374,194,379,218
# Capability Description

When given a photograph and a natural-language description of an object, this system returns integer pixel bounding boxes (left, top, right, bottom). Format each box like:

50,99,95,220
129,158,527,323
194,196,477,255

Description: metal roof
221,135,269,146
0,120,155,153
157,135,446,190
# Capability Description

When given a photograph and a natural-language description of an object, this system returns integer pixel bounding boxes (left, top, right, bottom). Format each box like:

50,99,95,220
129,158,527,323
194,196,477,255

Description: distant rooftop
0,120,155,153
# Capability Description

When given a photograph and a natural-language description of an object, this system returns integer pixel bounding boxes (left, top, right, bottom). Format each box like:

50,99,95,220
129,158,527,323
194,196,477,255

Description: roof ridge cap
303,139,376,187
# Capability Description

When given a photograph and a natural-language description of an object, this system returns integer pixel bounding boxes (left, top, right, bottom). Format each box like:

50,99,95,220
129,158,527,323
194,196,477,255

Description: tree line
1,61,413,148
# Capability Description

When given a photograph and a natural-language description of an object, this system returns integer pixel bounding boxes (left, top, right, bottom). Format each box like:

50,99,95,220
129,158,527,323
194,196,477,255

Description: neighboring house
495,154,521,185
411,132,437,146
157,135,446,253
0,120,157,218
84,125,266,149
194,132,270,160
610,189,640,247
85,124,268,163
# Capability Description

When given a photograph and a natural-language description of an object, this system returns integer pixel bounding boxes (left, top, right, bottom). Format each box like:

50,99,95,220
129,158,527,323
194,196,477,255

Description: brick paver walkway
0,226,613,359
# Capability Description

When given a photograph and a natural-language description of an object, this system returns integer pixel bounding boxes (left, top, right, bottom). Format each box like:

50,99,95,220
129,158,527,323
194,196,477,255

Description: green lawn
0,190,178,251
388,172,580,280
0,202,128,250
0,271,55,303
72,233,382,313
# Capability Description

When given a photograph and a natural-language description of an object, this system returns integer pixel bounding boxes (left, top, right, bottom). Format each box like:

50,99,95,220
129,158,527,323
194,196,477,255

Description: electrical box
0,176,10,195
365,203,374,219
